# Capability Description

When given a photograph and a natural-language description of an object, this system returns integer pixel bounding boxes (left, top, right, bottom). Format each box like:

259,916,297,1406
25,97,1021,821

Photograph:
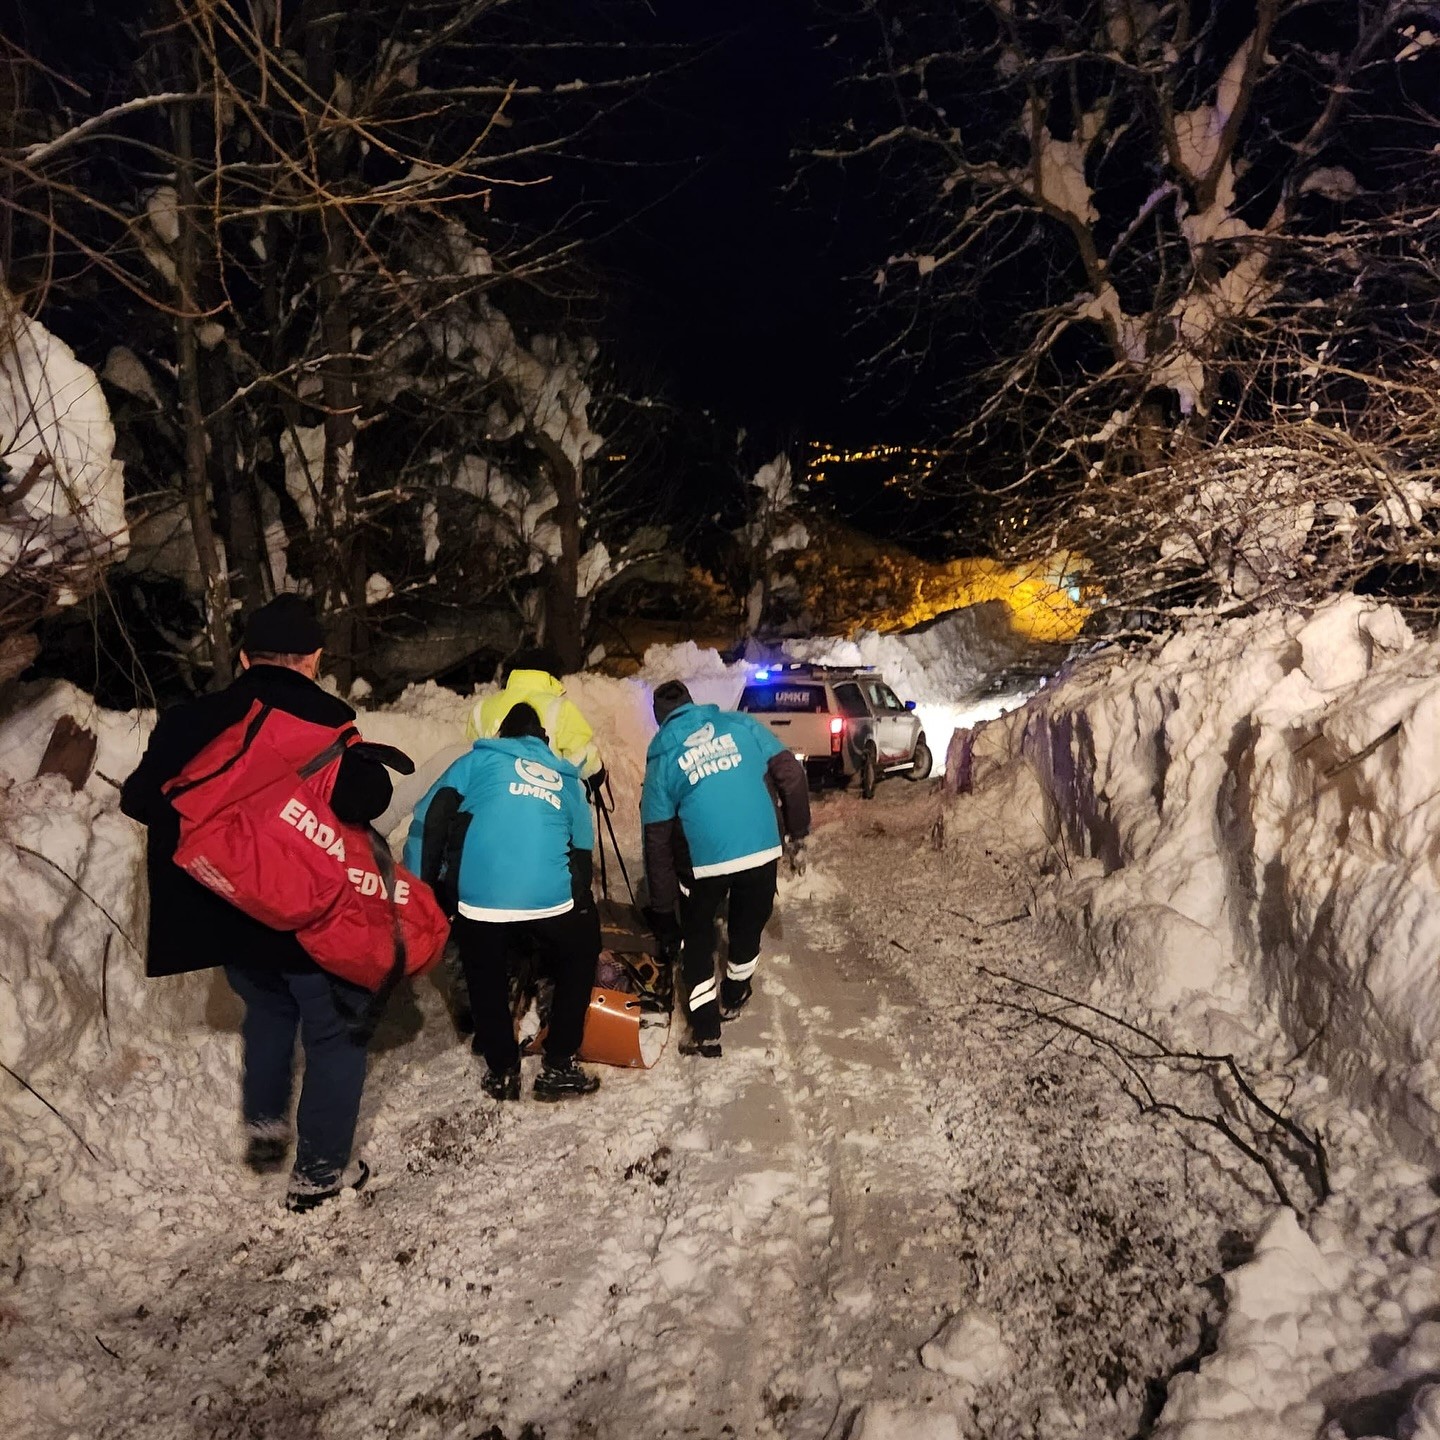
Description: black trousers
455,904,600,1073
680,859,778,1041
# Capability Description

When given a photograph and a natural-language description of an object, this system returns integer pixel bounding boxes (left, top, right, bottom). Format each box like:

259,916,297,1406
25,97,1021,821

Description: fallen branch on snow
0,1059,103,1163
976,966,1330,1213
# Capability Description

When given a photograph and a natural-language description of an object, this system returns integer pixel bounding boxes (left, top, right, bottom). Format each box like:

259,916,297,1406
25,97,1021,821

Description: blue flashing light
755,667,771,680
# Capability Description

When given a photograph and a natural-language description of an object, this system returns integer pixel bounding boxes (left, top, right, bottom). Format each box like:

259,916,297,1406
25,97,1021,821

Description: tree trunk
171,29,233,685
539,452,584,674
203,346,268,612
255,211,297,597
305,1,364,691
314,209,363,689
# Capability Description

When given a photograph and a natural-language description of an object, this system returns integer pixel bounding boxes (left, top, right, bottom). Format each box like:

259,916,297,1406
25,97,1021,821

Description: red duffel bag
162,701,449,991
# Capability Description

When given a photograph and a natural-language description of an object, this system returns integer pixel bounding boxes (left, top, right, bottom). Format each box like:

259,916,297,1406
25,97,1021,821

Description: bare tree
818,0,1440,619
1,0,679,689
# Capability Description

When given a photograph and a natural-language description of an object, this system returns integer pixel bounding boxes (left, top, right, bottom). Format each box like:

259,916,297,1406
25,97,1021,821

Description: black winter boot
244,1123,290,1175
719,980,752,1022
679,1033,723,1059
481,1067,521,1102
285,1159,371,1213
533,1058,600,1101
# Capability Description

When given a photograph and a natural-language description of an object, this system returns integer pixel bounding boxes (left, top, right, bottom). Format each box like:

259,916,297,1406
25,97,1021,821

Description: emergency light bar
752,661,877,680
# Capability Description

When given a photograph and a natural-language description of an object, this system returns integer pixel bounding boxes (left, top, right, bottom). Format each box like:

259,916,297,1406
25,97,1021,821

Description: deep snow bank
949,594,1439,1161
947,595,1440,1440
0,685,171,1084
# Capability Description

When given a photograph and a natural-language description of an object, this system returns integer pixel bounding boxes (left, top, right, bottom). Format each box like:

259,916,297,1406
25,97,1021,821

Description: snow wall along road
950,593,1440,1163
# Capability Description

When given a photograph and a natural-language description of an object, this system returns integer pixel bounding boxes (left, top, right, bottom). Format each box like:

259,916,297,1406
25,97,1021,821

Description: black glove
585,766,609,801
645,905,681,961
569,845,595,903
786,835,809,878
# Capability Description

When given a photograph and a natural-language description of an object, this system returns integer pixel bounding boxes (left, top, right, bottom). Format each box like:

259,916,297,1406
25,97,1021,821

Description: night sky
571,2,871,448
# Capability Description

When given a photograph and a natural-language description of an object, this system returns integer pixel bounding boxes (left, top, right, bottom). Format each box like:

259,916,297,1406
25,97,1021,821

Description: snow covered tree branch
1,0,678,690
819,0,1440,620
0,284,127,688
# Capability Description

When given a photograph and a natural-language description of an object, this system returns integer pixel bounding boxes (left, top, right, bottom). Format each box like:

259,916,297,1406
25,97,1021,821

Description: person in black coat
121,595,399,1211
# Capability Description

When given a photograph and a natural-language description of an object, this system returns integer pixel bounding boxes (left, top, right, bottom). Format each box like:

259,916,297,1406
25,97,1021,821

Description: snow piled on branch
0,289,127,582
423,263,610,600
741,453,808,557
428,285,603,475
279,423,351,532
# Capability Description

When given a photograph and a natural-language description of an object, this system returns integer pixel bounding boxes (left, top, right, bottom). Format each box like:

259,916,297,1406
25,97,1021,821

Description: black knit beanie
243,594,325,656
498,702,547,740
652,680,694,725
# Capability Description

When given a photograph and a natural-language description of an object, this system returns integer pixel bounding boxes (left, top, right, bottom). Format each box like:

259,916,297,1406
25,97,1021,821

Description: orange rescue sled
579,899,671,1068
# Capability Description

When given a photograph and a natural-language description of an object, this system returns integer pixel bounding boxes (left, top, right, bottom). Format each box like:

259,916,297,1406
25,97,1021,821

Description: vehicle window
738,684,827,713
878,684,907,712
833,683,869,719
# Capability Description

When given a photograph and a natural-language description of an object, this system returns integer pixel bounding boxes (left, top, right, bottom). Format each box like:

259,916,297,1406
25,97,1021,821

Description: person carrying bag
121,595,436,1212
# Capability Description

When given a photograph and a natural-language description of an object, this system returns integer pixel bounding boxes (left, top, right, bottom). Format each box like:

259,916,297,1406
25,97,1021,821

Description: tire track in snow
587,974,841,1436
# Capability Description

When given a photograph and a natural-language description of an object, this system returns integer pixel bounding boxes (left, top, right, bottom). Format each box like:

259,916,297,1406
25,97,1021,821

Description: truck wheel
860,747,879,799
906,736,932,782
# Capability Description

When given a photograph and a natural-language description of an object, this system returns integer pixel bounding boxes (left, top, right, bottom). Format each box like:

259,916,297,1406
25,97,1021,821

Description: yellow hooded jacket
465,668,602,780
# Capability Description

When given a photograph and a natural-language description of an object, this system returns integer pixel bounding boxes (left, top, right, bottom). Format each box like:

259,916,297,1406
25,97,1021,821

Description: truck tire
906,735,932,782
860,746,879,800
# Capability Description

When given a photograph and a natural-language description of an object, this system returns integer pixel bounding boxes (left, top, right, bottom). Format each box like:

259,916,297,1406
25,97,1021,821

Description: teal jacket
641,702,809,912
404,735,592,921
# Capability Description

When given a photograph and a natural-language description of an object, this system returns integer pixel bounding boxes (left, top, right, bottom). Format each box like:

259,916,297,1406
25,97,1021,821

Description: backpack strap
163,701,273,799
297,725,361,780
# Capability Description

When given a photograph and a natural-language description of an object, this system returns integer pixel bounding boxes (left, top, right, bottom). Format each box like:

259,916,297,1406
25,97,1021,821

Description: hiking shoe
481,1066,521,1102
244,1134,289,1175
285,1158,370,1213
679,1033,723,1059
719,980,752,1022
533,1059,600,1101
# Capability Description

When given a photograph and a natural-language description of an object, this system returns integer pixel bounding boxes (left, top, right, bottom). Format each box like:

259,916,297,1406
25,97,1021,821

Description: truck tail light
829,717,845,754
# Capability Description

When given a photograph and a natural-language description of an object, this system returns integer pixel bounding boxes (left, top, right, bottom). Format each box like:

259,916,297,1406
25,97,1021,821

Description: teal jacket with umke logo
641,702,791,890
404,735,592,921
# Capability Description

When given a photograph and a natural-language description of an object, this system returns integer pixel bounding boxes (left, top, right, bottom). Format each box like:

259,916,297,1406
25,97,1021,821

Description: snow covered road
5,781,1264,1440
